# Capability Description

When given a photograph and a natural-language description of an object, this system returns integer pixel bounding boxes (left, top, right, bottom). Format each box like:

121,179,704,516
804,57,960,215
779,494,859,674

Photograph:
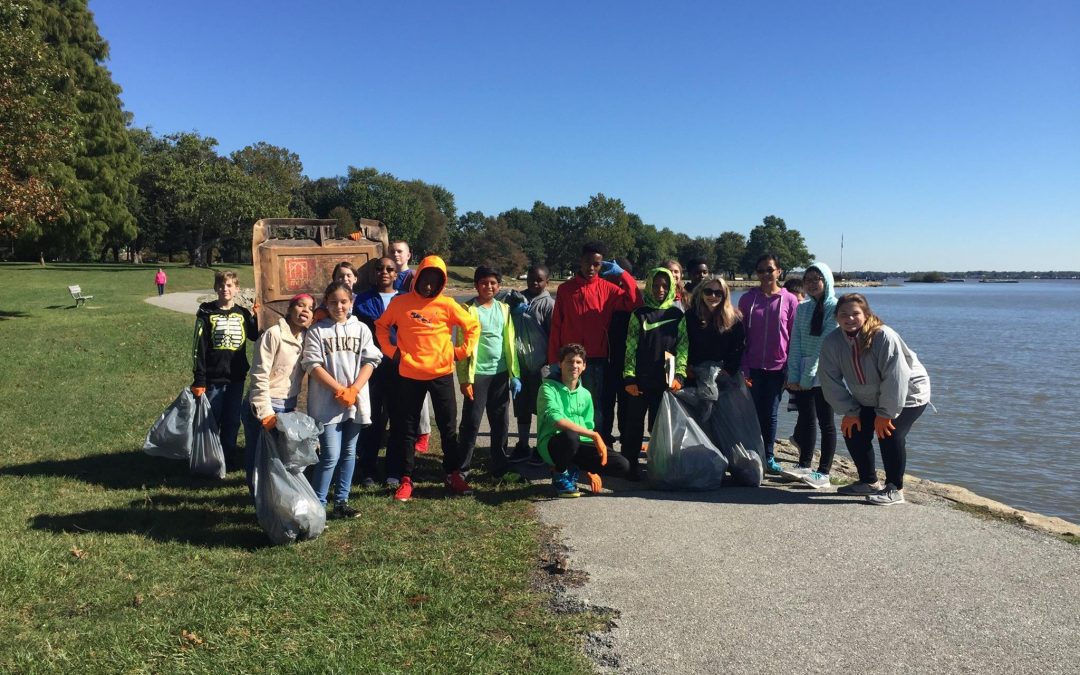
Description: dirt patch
533,518,623,672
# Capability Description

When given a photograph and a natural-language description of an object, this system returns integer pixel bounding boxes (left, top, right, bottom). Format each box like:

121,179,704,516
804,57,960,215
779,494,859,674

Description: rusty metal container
251,218,388,328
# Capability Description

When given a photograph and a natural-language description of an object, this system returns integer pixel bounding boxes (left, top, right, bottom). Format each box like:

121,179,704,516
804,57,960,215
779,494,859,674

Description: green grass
0,262,598,673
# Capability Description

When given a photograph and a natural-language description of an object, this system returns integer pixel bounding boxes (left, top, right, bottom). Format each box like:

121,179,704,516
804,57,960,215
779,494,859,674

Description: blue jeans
241,398,292,497
206,382,244,463
582,358,606,433
309,420,361,505
748,368,786,462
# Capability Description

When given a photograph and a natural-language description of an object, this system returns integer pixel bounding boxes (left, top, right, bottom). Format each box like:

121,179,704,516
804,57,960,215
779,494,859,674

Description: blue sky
90,0,1079,271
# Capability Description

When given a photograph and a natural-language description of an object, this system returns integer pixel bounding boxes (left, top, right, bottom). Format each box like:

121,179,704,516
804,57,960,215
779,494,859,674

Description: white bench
69,285,93,307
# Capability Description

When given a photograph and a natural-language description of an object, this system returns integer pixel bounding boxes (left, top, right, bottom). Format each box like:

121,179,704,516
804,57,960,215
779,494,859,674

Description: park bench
68,285,94,308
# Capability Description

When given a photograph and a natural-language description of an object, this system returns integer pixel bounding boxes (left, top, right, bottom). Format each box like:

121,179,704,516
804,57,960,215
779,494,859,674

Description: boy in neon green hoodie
455,266,522,481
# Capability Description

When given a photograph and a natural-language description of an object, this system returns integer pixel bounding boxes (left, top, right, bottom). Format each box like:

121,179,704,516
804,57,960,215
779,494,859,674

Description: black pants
844,404,926,489
620,386,664,470
599,357,626,446
749,368,786,462
357,358,397,480
459,371,510,476
390,373,462,477
547,431,631,476
792,386,837,473
513,369,544,447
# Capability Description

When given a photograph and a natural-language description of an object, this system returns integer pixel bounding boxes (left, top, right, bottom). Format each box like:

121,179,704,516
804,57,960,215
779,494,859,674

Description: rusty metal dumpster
251,218,388,328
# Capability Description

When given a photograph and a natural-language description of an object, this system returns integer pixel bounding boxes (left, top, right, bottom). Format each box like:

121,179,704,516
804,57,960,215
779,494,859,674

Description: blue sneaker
552,470,581,498
766,458,784,475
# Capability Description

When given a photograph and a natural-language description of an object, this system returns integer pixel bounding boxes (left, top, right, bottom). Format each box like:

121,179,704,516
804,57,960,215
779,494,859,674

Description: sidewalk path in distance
144,291,209,315
536,479,1080,674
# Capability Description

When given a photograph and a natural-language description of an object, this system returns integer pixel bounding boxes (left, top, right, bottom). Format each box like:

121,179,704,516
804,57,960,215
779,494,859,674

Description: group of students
189,238,931,518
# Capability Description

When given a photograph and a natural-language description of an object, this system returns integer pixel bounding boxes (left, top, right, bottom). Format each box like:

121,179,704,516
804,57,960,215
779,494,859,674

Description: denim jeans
205,381,244,464
582,358,606,433
309,420,362,505
241,397,292,497
748,368,786,462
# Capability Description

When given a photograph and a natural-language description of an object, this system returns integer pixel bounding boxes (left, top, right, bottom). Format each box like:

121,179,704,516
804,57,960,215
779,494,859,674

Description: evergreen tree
28,0,139,260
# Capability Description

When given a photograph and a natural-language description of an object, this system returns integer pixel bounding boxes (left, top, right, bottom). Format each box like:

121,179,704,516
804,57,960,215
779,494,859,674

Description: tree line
1,0,813,277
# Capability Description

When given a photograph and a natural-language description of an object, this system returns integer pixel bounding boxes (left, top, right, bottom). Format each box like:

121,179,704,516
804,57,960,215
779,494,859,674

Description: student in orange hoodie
375,256,481,501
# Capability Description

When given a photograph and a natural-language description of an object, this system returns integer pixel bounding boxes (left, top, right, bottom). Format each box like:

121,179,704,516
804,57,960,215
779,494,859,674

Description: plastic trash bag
704,372,765,487
647,392,728,490
273,411,322,474
253,430,326,545
144,389,196,460
190,395,226,478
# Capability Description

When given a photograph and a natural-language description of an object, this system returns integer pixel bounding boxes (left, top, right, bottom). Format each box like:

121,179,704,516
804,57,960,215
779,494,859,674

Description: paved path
536,477,1080,674
146,293,1080,672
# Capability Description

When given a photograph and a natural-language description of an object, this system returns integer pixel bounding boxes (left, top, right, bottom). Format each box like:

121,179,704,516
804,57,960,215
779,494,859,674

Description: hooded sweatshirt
374,256,480,381
302,314,382,425
819,324,931,419
192,302,257,387
623,267,688,389
455,297,520,385
787,261,839,389
547,267,641,364
738,285,799,375
247,317,306,420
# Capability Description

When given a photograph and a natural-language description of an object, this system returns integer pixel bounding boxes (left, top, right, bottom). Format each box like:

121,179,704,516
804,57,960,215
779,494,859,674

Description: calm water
736,280,1080,524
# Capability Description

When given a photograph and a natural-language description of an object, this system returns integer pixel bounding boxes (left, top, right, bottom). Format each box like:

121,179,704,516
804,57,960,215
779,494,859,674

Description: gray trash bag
706,372,765,487
273,411,322,474
190,395,227,478
253,432,326,545
647,392,728,490
144,389,196,460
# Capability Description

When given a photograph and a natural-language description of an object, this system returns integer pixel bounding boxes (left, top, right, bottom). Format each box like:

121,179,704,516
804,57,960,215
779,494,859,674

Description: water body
735,279,1080,524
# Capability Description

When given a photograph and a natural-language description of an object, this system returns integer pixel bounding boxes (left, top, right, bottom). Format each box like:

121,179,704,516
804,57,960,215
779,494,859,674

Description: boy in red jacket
547,241,641,431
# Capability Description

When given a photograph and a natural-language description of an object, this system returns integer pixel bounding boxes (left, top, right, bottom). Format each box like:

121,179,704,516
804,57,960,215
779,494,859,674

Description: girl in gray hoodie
819,294,930,505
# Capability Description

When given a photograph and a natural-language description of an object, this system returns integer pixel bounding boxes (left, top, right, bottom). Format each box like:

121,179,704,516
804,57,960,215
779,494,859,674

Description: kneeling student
537,343,629,497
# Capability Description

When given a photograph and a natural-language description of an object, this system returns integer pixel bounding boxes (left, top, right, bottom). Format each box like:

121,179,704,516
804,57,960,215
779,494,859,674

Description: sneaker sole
867,495,905,505
558,491,582,498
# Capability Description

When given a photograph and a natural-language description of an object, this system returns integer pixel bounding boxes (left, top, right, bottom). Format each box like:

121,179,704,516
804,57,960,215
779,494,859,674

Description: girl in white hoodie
303,281,382,518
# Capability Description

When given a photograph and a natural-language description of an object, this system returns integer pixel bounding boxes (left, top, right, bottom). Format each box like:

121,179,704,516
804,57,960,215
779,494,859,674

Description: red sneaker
414,433,430,453
445,471,473,496
394,476,413,502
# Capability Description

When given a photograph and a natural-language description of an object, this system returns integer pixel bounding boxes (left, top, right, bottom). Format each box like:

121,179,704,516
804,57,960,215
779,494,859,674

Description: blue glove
510,377,522,399
511,301,528,316
600,260,624,277
548,362,561,378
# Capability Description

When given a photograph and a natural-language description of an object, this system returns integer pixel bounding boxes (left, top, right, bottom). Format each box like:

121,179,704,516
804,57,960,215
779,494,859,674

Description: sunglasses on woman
701,288,724,297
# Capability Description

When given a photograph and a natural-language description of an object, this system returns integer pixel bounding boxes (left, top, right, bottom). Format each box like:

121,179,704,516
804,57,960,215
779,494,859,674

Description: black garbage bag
647,392,728,490
705,372,765,487
253,430,326,545
144,389,197,460
273,411,321,474
190,395,226,478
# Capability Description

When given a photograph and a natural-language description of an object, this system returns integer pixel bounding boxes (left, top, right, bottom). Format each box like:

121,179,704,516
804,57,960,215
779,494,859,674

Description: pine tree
27,0,138,260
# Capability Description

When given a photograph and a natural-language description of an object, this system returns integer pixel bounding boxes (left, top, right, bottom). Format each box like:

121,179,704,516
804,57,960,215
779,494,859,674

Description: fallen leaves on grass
180,630,204,648
70,546,87,559
132,594,143,608
406,594,431,607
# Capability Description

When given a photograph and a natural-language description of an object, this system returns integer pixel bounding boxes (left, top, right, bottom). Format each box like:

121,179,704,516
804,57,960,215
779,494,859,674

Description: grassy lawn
0,263,598,673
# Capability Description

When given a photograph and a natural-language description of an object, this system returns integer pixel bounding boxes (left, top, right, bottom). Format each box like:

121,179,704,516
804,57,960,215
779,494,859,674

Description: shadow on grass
0,449,245,491
29,496,270,550
0,309,30,319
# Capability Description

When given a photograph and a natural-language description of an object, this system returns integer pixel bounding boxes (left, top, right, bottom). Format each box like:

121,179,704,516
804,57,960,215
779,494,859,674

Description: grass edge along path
0,262,605,673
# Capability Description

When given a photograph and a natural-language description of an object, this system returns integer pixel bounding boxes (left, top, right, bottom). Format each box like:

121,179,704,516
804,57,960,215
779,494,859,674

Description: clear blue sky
90,0,1079,271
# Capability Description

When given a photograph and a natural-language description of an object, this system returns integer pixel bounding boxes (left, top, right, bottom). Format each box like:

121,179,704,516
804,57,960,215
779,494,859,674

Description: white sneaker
836,480,883,496
801,471,831,489
780,466,812,481
867,484,905,505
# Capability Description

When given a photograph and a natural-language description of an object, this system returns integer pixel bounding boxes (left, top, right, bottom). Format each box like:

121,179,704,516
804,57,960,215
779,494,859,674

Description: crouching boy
537,344,630,497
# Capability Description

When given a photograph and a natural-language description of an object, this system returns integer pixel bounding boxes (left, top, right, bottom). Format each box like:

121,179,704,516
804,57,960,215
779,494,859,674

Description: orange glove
191,386,206,398
348,232,362,241
744,377,753,388
313,307,329,323
252,302,260,313
261,415,277,431
587,472,603,494
670,376,683,392
874,416,896,439
593,434,608,466
460,383,474,400
624,384,642,397
841,415,861,439
334,385,359,408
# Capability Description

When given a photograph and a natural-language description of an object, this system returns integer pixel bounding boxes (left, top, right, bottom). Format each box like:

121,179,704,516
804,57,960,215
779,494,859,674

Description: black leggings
792,386,837,473
547,431,630,476
843,404,926,489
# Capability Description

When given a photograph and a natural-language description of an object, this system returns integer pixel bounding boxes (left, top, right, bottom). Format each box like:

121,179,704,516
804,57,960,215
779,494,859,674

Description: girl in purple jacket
738,253,799,474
